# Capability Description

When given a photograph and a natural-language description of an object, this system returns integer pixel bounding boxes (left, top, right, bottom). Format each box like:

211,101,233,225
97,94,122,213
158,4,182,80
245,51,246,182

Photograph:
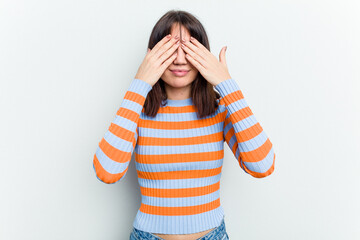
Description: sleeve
93,78,152,184
214,78,275,178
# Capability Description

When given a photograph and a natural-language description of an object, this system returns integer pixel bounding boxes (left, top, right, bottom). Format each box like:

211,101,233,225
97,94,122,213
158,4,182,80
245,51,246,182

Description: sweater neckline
162,97,192,107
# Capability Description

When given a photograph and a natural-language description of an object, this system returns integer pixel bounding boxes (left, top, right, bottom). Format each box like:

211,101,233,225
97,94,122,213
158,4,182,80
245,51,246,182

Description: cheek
190,69,199,77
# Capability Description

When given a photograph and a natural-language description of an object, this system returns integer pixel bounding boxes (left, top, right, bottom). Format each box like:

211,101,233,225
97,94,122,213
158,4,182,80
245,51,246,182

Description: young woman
93,10,276,240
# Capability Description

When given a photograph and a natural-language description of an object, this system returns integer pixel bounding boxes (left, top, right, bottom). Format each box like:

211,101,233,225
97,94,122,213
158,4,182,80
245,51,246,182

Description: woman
93,10,276,240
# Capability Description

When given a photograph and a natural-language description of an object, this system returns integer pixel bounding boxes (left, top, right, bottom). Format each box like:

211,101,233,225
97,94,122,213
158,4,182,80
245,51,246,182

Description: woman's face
160,24,199,91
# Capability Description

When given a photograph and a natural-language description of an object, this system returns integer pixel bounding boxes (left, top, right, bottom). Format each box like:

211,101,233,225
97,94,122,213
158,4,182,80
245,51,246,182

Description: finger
189,36,208,52
185,53,206,73
160,52,178,72
219,46,227,66
154,36,179,61
181,42,207,69
159,39,180,64
183,39,208,61
150,34,172,56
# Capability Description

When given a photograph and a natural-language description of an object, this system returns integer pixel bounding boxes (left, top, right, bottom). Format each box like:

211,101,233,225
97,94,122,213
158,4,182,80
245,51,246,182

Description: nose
173,44,188,64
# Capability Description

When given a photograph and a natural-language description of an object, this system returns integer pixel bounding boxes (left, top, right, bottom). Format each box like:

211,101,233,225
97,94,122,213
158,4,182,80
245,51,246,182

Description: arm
93,78,152,184
214,78,275,178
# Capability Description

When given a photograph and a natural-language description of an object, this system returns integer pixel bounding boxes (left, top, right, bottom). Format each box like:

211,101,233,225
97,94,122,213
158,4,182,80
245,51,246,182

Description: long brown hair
143,10,221,119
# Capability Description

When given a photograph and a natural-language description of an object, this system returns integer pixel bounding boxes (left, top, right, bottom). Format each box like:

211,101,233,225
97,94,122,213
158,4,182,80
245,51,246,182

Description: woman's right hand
135,34,180,87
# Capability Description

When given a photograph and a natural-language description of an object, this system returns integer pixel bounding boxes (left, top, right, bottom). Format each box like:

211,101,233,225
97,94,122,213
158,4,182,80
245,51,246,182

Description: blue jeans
129,217,229,240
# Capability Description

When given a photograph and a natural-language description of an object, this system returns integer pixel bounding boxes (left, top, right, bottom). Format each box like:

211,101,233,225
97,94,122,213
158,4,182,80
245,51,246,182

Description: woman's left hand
181,36,232,86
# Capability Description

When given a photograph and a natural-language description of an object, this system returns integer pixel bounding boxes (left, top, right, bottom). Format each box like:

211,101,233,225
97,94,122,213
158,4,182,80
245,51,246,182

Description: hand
135,34,180,87
180,37,232,86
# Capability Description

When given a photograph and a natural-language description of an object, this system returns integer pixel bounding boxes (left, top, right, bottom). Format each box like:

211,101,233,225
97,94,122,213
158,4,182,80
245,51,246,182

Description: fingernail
190,36,194,40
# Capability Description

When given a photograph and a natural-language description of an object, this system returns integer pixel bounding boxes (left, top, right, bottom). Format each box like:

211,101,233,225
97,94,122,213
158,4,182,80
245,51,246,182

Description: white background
1,1,359,239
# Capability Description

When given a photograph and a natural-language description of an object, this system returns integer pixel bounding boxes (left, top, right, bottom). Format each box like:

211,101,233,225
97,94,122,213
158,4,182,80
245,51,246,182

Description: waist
132,217,227,240
132,205,225,234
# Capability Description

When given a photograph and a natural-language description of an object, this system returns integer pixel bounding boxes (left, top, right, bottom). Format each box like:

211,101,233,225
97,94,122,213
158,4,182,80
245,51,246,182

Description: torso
152,227,215,240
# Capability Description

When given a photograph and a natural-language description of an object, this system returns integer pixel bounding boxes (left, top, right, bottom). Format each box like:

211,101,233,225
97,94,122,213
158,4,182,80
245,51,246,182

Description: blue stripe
139,121,224,138
133,206,225,234
136,159,224,172
136,141,224,155
141,189,220,207
228,130,268,153
104,130,134,153
227,98,248,111
233,114,258,131
137,173,222,189
113,114,137,130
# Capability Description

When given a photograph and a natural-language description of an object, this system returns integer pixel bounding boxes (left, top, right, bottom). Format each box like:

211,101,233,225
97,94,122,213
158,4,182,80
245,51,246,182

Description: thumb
219,46,227,66
147,48,151,53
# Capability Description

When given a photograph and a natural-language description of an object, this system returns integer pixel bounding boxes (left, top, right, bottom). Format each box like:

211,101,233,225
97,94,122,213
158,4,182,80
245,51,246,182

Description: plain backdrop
1,1,359,239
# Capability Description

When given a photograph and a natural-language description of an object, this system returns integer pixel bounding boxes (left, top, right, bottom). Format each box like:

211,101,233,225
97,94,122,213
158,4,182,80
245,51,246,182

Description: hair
143,10,221,119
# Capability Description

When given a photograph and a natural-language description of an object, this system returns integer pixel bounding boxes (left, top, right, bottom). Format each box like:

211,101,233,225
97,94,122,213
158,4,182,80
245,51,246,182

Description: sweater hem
132,206,225,234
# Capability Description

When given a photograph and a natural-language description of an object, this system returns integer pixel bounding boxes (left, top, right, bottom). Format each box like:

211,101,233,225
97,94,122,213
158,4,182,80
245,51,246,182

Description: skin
135,23,232,101
135,24,232,239
159,23,199,100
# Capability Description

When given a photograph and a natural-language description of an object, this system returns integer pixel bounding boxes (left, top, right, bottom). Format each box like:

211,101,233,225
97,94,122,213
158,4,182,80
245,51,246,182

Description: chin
167,80,191,88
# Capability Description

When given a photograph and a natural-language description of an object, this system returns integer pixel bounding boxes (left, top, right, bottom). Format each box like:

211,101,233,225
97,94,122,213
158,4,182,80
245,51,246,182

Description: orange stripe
231,140,238,157
224,125,235,146
93,154,128,183
135,151,224,164
225,129,263,157
141,181,220,198
138,131,223,146
123,90,147,106
242,153,275,178
109,122,135,143
139,198,221,216
235,122,263,142
224,119,263,143
116,106,140,124
222,90,245,105
229,106,253,124
140,111,224,130
241,138,273,163
137,166,222,180
99,137,132,163
158,105,196,114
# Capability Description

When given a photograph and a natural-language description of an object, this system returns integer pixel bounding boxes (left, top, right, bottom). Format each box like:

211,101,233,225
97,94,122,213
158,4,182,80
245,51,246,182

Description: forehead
170,23,190,39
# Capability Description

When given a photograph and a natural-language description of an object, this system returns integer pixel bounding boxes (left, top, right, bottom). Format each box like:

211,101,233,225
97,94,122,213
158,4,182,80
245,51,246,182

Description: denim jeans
129,217,229,240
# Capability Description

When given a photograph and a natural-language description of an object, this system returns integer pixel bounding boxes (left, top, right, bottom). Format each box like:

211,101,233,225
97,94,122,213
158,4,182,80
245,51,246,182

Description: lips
170,69,190,77
170,70,190,72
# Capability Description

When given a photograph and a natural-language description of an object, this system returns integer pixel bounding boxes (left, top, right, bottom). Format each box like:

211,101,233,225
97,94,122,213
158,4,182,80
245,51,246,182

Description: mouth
170,69,190,77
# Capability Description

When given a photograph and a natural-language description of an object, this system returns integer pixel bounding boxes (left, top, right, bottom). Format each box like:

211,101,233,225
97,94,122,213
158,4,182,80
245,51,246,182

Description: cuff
129,78,153,97
214,78,240,97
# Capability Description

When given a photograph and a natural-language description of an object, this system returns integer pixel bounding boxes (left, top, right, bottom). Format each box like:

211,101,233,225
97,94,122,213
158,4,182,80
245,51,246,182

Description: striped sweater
93,78,275,234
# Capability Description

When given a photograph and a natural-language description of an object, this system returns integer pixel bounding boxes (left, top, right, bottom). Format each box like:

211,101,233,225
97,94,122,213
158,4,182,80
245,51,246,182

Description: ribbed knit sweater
93,78,275,234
